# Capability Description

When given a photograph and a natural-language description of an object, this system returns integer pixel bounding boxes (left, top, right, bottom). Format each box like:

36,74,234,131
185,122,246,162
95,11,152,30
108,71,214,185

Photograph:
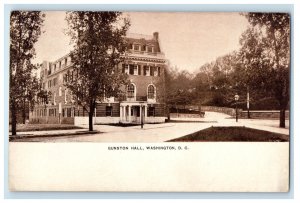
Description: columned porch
120,102,148,124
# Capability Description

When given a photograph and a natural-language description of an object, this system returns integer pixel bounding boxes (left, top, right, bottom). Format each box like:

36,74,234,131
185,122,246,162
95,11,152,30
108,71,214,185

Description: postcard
8,11,290,192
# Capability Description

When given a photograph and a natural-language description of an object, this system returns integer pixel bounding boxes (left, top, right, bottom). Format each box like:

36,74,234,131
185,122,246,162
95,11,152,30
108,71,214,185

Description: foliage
10,11,45,135
240,13,290,127
65,11,130,131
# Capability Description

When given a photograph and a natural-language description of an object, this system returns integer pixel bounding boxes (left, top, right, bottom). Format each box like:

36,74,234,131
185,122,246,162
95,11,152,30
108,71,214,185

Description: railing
118,96,147,102
126,50,165,58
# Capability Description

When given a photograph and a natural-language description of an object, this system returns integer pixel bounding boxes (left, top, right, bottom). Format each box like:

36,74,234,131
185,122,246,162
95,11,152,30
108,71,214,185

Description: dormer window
147,46,154,53
133,44,140,51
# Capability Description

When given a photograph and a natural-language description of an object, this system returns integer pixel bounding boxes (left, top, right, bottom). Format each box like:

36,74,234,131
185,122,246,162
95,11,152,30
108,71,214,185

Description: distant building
30,32,168,125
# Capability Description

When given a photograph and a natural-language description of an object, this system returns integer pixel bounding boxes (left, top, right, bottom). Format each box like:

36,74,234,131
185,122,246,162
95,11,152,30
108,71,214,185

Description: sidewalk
9,112,290,142
9,128,99,141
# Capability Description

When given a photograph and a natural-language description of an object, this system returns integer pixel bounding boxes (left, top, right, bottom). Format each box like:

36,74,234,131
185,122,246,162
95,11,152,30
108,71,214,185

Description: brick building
30,32,168,125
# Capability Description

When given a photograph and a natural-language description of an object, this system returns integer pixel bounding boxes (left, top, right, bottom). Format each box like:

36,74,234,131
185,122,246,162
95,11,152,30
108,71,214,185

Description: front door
131,106,139,123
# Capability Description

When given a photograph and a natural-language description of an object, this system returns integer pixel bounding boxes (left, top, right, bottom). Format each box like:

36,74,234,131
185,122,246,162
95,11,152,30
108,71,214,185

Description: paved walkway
12,112,290,142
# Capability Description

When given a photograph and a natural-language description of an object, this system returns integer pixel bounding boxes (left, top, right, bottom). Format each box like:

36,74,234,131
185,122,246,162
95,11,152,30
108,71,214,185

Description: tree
65,12,130,131
10,11,45,135
241,13,290,128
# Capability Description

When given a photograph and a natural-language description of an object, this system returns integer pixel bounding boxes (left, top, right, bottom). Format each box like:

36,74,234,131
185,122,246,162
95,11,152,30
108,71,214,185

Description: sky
33,11,249,73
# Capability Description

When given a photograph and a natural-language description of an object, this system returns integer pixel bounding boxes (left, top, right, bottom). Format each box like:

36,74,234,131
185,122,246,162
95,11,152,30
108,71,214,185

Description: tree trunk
22,100,26,124
88,101,95,132
166,105,170,121
11,102,17,136
279,109,285,128
88,111,93,131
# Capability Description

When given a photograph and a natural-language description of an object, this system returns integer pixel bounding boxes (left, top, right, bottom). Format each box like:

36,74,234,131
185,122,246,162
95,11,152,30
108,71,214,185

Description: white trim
59,86,62,96
64,88,68,104
53,92,56,105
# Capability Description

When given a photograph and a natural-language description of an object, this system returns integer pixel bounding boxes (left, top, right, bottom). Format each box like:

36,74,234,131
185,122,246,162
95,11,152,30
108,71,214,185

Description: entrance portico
120,102,148,124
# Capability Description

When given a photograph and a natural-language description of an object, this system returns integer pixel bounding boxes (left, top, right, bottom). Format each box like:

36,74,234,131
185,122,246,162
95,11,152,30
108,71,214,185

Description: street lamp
140,103,144,129
234,94,239,122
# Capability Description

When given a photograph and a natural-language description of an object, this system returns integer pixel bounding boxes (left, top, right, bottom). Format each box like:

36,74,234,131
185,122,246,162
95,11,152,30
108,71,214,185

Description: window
122,64,129,74
148,107,155,117
67,57,71,66
67,108,71,117
150,66,154,76
127,84,135,99
122,64,125,73
106,106,113,117
69,71,73,81
148,85,155,99
143,66,150,76
49,109,56,117
133,44,140,51
63,74,67,83
63,108,72,117
53,78,57,86
147,46,154,53
129,64,134,75
128,43,133,50
65,58,68,67
138,65,141,75
134,65,138,75
59,61,61,69
48,80,52,88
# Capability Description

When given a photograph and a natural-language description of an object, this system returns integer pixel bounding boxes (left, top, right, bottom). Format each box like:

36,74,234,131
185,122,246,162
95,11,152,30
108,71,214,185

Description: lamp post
234,94,239,122
247,86,250,119
140,103,144,129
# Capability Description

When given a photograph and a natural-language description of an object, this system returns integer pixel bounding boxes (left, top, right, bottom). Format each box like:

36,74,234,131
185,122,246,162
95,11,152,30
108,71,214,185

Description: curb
9,130,100,141
168,120,217,123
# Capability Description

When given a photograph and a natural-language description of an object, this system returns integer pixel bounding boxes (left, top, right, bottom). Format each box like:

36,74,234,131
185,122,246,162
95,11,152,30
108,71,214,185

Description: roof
126,33,154,40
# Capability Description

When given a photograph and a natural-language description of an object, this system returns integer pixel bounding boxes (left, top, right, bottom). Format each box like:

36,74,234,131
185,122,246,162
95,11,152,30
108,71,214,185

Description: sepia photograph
9,11,290,143
8,10,291,192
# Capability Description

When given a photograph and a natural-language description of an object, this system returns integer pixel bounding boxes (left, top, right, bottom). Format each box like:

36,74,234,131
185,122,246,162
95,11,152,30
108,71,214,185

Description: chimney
153,32,159,40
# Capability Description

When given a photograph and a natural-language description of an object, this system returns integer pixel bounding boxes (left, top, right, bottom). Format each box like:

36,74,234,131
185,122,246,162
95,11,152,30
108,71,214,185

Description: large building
30,32,168,125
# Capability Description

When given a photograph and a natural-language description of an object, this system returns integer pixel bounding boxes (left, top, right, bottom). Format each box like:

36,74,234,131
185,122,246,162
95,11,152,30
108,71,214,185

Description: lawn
9,124,83,132
168,126,289,142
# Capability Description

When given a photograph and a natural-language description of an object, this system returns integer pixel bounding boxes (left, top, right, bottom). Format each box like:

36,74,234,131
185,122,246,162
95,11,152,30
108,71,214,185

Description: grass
9,124,83,132
168,126,289,142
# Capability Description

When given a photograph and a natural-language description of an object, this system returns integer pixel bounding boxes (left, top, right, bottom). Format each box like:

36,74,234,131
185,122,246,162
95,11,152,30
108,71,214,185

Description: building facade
30,32,167,125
